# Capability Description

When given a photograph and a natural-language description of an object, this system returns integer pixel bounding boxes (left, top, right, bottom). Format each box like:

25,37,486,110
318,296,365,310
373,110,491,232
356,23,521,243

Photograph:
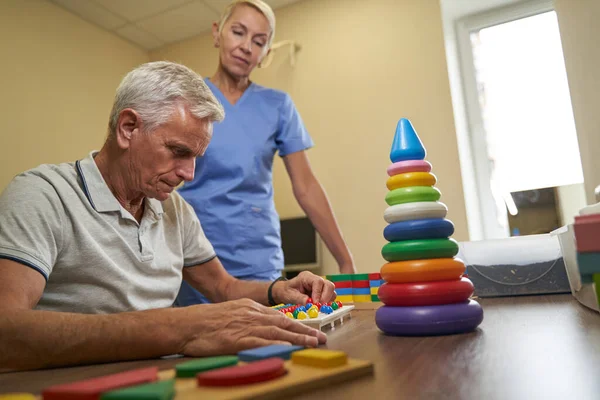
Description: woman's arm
283,151,356,274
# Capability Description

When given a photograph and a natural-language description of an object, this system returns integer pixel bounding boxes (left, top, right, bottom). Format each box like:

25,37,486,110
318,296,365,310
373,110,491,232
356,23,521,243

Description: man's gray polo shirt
0,152,216,313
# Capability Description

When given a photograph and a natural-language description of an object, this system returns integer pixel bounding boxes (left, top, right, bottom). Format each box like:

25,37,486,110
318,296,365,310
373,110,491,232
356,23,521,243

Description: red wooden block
368,273,381,280
334,281,352,289
42,367,158,400
574,214,600,253
197,358,286,387
575,214,600,223
352,280,370,288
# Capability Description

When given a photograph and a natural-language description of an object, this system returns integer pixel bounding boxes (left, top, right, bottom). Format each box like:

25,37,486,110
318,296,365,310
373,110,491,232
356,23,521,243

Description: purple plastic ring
375,300,483,336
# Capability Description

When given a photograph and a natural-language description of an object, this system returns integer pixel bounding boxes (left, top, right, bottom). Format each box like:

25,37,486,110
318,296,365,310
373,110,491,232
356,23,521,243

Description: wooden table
2,294,599,399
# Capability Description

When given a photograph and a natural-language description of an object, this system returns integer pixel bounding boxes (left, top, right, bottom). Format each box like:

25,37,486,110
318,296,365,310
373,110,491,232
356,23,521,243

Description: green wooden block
594,274,600,307
353,273,370,281
175,356,238,378
100,379,174,400
326,274,354,282
371,295,380,302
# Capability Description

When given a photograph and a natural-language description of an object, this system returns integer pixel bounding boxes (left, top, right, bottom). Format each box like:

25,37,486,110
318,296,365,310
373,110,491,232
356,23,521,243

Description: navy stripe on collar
75,160,97,211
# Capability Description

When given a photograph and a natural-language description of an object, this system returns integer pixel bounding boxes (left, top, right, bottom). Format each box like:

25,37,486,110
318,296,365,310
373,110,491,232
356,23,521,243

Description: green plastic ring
381,238,459,262
385,186,441,206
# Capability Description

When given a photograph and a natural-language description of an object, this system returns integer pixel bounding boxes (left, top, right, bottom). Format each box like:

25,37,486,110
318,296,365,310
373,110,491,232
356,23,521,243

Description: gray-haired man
0,61,334,371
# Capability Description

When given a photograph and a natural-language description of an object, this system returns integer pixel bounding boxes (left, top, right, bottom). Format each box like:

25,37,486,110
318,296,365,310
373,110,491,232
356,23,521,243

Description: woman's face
214,4,271,79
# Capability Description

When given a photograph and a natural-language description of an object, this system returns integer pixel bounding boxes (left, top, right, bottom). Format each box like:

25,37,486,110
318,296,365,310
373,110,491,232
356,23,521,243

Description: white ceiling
48,0,302,51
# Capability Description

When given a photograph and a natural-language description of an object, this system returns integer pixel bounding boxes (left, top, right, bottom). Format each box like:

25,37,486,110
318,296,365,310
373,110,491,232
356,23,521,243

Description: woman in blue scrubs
176,0,356,306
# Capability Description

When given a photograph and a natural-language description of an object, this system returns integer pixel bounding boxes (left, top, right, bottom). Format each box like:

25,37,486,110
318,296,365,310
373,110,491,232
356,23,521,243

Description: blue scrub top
176,80,313,304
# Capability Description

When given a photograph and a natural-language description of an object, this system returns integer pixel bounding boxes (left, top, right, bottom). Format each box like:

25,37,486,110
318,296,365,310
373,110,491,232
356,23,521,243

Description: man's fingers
258,310,328,343
320,281,336,304
309,278,324,304
253,326,320,347
267,314,327,344
285,289,308,305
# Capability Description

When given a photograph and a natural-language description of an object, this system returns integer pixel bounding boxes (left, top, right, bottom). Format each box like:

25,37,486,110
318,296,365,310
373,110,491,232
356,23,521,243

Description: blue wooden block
336,288,353,295
369,280,383,288
577,252,600,275
352,288,371,295
238,344,304,362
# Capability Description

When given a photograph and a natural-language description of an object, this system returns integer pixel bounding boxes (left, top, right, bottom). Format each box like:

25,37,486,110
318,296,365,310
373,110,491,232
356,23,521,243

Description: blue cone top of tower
390,118,426,163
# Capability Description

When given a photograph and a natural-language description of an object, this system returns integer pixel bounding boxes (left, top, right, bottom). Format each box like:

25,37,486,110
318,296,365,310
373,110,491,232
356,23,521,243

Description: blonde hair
108,61,224,136
217,0,276,49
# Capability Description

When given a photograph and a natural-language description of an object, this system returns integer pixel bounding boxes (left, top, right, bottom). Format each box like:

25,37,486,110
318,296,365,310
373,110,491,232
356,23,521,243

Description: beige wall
0,0,148,191
557,183,587,225
555,0,600,206
151,0,467,275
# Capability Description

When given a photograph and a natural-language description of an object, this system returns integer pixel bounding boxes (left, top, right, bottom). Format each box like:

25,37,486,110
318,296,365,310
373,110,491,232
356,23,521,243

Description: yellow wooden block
370,287,379,295
291,349,348,368
353,294,371,302
0,394,36,400
335,294,353,303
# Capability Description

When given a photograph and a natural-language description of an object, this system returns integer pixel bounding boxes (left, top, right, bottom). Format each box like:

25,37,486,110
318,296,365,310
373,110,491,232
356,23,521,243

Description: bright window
470,11,583,193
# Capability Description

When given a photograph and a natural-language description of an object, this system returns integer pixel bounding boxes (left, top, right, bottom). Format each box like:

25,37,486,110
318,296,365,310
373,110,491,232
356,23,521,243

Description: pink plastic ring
387,160,432,176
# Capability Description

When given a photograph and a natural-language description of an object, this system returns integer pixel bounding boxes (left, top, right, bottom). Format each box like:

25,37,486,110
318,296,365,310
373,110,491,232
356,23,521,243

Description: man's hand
185,260,336,307
272,271,336,305
179,299,327,357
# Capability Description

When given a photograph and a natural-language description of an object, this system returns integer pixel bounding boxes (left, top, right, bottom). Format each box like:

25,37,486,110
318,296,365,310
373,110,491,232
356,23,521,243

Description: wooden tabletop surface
2,294,599,399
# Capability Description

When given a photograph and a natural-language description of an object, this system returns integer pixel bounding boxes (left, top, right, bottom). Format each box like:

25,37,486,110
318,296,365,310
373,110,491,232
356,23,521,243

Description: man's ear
115,109,140,150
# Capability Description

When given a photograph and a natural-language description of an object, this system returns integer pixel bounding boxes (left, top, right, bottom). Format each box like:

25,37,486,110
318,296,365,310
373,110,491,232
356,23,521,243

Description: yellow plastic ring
386,172,437,190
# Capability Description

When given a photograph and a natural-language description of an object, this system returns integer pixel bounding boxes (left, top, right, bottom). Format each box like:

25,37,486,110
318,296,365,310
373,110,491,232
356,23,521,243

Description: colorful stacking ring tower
375,118,484,336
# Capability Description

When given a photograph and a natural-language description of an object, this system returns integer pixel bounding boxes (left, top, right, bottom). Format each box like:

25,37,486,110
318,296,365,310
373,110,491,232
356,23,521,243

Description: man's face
128,104,212,201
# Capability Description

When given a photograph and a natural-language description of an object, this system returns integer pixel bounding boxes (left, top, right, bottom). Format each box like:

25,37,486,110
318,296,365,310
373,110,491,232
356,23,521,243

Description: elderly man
0,61,334,371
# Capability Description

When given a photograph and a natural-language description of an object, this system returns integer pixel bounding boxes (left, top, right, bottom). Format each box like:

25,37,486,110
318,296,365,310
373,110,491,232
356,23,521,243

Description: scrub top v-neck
178,78,314,291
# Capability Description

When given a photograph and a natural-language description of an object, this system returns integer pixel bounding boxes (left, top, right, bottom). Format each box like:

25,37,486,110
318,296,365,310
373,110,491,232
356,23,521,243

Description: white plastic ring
384,201,448,223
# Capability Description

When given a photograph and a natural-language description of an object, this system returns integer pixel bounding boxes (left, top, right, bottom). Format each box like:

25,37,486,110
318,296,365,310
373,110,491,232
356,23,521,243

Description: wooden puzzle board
158,357,374,400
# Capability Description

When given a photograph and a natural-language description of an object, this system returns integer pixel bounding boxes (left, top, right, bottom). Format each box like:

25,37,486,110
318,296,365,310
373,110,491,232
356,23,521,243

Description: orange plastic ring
386,172,437,191
381,258,466,283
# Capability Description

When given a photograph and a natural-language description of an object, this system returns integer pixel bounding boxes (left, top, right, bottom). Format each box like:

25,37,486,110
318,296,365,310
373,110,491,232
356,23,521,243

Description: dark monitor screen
280,217,317,265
